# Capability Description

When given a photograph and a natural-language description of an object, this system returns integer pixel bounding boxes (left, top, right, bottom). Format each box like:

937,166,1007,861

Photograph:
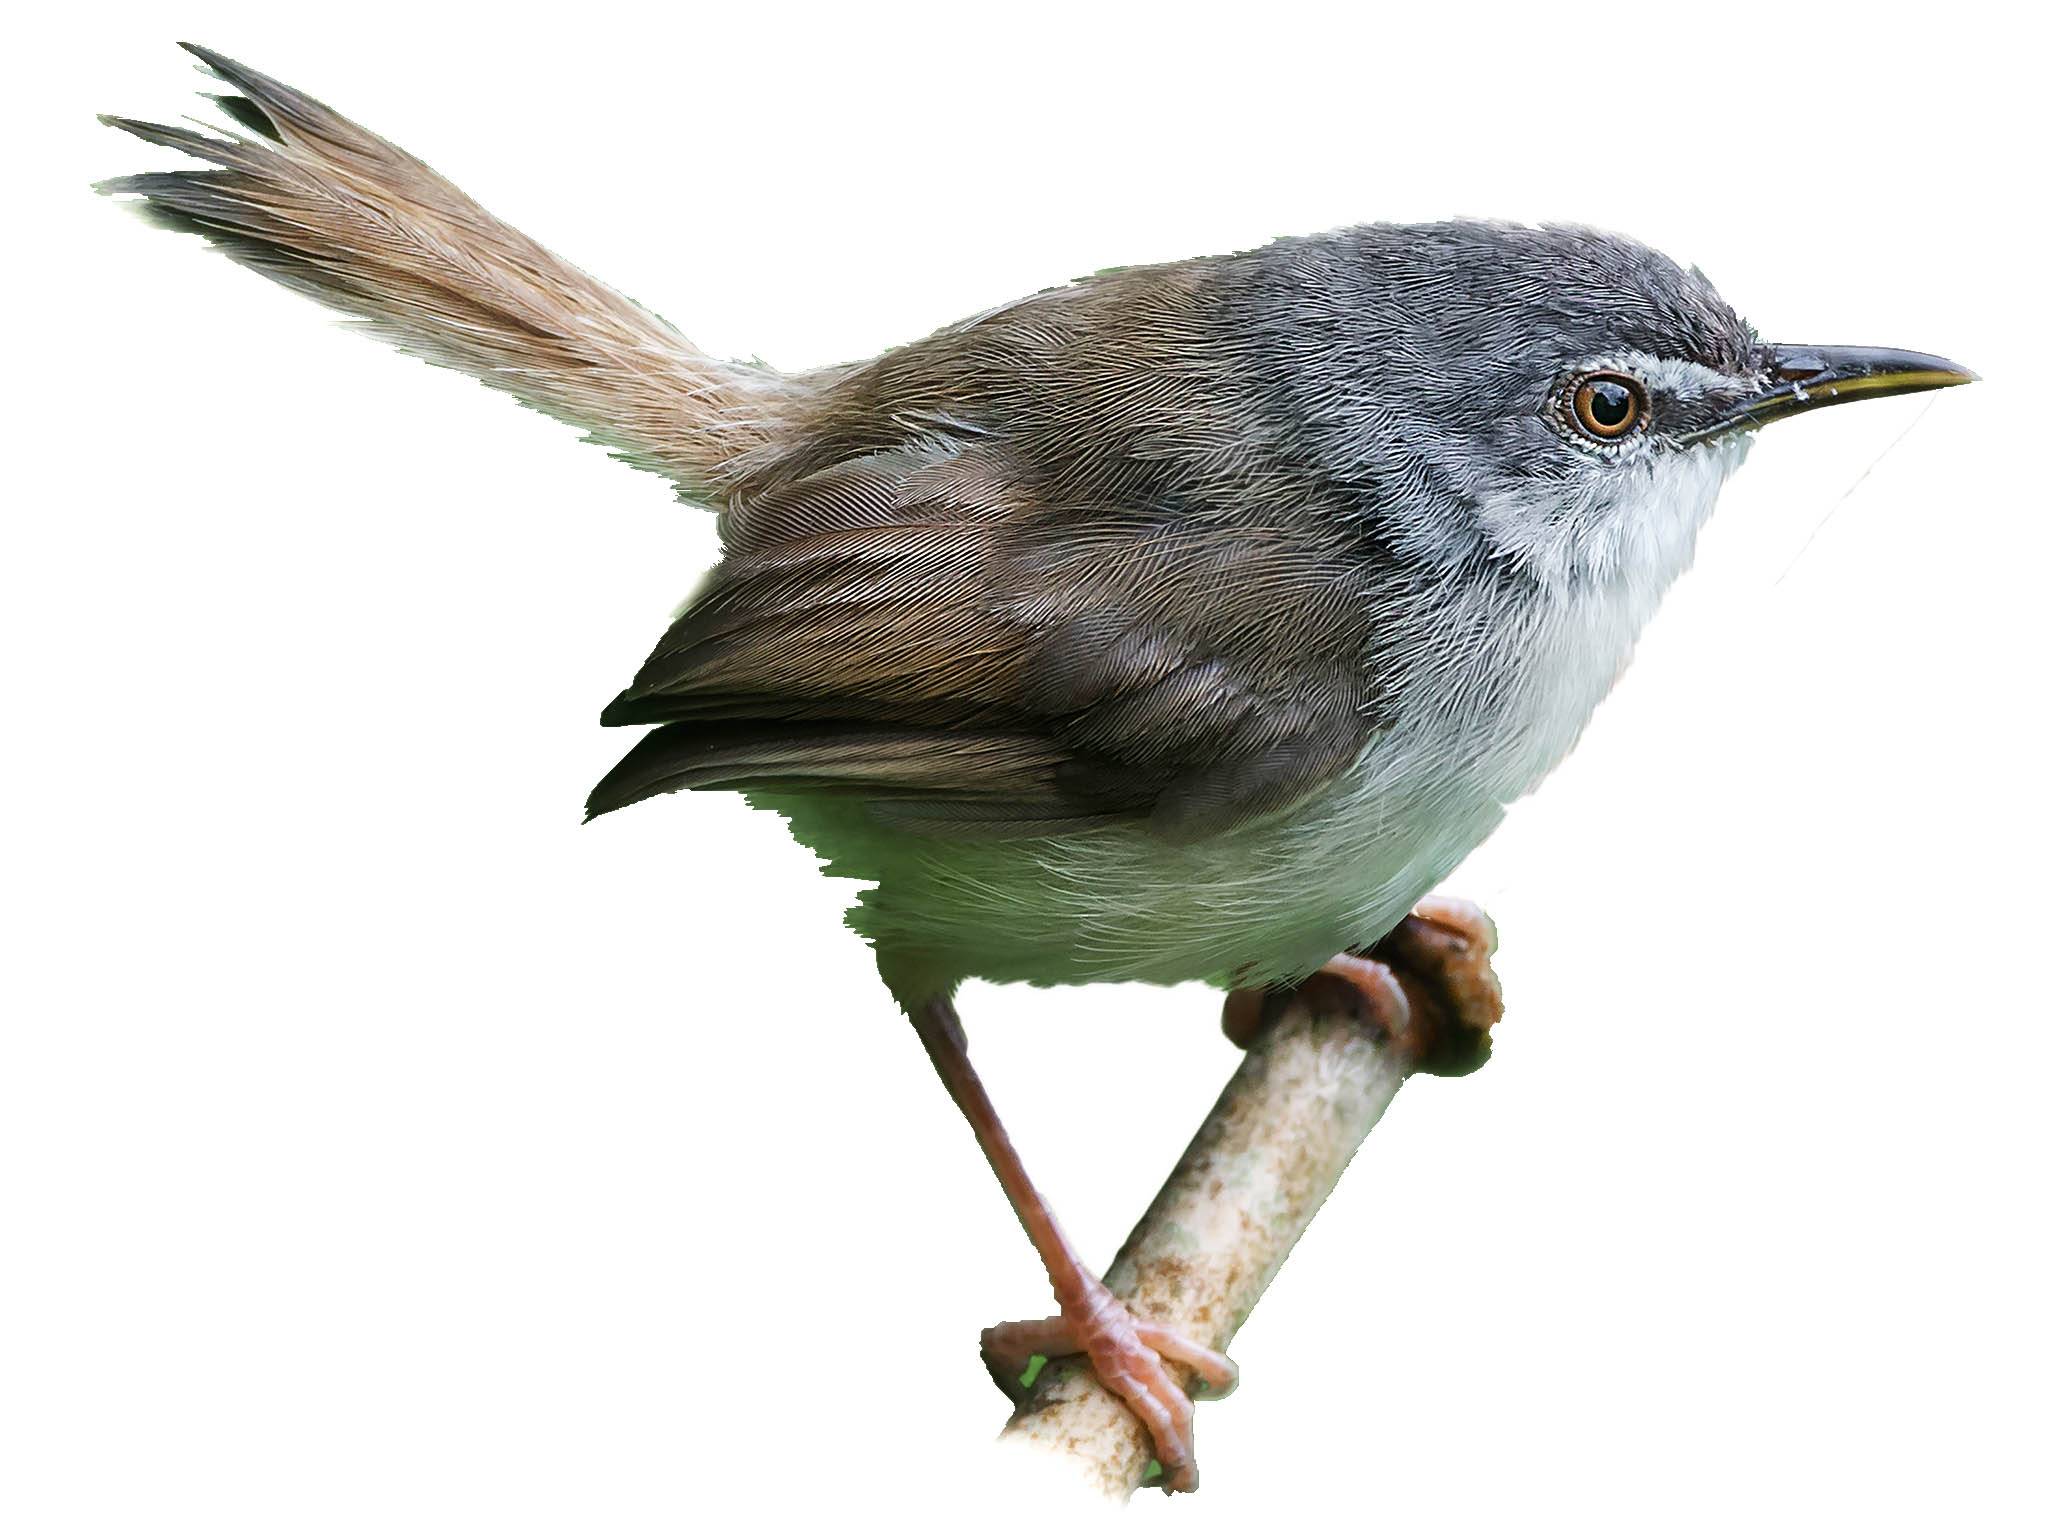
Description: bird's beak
1690,344,1976,442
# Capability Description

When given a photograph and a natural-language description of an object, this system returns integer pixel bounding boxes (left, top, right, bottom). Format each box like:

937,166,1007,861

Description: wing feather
591,450,1387,838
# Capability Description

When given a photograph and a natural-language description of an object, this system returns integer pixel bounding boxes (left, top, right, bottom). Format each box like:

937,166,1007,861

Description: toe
1090,1338,1195,1482
1123,1350,1198,1489
1388,905,1503,1032
981,1315,1074,1397
1220,986,1269,1049
1411,893,1497,953
1134,1322,1239,1399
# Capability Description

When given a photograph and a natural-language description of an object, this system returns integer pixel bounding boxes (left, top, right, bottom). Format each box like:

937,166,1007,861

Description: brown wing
586,449,1388,841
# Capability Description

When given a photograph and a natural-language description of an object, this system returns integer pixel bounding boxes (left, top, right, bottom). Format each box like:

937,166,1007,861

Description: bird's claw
983,1287,1237,1492
1223,894,1503,1075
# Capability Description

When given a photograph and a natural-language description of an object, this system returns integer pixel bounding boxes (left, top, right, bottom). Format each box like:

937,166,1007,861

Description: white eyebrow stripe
1585,351,1759,397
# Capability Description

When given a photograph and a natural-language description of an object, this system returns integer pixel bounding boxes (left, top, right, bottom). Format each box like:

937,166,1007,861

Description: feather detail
584,725,1080,821
98,44,802,500
590,449,1388,839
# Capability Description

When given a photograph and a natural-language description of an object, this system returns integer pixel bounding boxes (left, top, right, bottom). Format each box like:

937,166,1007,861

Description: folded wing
588,449,1388,841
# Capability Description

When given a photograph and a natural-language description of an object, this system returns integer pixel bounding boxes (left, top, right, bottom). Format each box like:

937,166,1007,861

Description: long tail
99,44,803,502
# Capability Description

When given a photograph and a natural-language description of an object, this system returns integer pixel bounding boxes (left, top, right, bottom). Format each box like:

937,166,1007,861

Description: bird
100,44,1973,1490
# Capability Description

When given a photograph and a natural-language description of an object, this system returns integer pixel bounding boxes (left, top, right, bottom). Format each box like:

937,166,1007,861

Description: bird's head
1268,222,1974,593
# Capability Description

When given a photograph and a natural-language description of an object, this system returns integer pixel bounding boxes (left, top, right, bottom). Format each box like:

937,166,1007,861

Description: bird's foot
1223,895,1503,1075
982,1274,1237,1493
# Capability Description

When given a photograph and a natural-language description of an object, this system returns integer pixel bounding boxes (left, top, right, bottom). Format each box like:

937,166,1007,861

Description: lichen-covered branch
993,900,1500,1498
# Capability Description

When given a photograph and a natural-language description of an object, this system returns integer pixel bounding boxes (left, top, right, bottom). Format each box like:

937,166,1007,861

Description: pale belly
834,725,1502,991
826,578,1651,995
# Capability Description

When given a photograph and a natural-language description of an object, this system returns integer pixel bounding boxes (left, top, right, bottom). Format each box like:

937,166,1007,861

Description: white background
7,5,2045,1533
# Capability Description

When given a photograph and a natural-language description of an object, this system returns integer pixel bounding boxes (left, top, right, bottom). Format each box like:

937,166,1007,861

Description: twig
994,903,1499,1497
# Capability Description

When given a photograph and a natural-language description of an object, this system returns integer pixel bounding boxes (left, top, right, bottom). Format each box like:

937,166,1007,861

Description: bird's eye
1567,373,1648,441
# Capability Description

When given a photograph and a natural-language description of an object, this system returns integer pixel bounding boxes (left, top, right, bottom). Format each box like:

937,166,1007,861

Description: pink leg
908,996,1236,1492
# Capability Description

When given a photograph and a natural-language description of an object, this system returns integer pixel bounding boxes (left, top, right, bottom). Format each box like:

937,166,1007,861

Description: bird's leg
907,996,1237,1493
1223,896,1503,1075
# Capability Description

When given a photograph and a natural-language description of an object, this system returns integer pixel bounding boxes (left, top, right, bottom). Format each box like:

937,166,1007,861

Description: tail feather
99,44,801,501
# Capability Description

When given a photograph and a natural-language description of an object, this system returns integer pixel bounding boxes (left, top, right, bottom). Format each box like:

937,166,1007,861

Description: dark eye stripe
1569,373,1648,440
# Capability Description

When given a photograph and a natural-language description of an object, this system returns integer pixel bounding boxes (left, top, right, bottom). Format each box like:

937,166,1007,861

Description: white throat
1457,434,1754,792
